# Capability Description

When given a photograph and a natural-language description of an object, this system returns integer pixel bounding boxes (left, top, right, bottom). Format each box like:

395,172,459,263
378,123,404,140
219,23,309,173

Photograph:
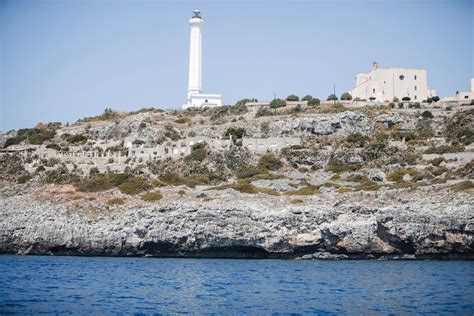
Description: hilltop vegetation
0,100,472,207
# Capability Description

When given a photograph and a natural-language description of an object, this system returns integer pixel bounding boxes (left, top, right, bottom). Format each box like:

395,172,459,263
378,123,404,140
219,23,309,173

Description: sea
0,255,472,314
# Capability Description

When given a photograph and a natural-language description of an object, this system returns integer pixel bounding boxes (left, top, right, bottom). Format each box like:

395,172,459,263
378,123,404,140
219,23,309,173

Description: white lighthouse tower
182,10,222,109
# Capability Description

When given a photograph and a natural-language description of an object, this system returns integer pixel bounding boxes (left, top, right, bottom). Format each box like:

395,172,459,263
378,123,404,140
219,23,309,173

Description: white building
350,63,436,102
441,78,474,102
182,10,222,109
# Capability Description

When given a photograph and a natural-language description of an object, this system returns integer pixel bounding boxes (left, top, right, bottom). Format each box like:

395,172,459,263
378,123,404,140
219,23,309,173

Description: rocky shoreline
1,184,473,260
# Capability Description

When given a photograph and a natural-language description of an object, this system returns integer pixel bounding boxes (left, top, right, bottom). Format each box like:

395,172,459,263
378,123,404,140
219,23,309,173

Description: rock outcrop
1,185,472,259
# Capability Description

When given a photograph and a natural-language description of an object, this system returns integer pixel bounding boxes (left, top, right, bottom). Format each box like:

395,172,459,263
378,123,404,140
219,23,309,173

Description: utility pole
333,83,337,105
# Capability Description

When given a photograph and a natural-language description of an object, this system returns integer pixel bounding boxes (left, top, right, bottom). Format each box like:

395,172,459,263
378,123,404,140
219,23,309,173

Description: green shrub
3,136,25,148
46,143,61,150
421,110,433,119
260,122,270,134
67,134,87,144
164,125,181,141
270,98,286,109
138,122,147,129
17,174,31,184
77,173,132,192
141,191,163,202
431,96,440,102
326,157,361,173
326,94,337,101
185,142,208,162
118,176,151,195
285,184,320,196
44,166,78,184
258,153,283,171
340,92,352,100
224,127,246,139
175,117,190,124
107,198,126,206
302,95,313,101
159,172,183,186
430,157,446,167
286,95,299,101
424,144,465,154
209,179,280,196
345,133,369,147
307,98,321,107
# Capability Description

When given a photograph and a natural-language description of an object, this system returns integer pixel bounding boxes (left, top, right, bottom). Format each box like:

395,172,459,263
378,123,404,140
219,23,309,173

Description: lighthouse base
182,93,222,109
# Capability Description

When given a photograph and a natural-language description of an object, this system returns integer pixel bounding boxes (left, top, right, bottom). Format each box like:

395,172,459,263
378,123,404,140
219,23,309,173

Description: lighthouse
182,10,222,109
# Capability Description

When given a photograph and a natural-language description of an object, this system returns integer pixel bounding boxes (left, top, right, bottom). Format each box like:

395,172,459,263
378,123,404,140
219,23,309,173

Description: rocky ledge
0,185,473,260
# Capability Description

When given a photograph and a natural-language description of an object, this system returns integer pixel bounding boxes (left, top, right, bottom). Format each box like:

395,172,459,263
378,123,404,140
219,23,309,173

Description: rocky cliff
1,183,472,259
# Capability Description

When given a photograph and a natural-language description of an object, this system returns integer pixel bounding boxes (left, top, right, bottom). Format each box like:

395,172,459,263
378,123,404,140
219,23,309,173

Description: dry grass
141,191,163,202
106,198,126,206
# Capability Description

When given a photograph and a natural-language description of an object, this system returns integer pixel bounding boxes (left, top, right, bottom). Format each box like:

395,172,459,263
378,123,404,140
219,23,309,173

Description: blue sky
1,0,473,131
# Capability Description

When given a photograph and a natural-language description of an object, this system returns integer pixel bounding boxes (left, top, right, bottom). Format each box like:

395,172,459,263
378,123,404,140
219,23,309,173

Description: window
465,95,469,99
399,75,405,80
414,86,417,91
414,75,417,80
373,88,376,93
205,99,208,103
414,96,417,100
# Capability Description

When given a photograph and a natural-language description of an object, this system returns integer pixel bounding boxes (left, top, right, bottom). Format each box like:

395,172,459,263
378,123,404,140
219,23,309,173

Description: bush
402,97,411,101
413,102,421,109
138,122,147,129
159,172,183,186
17,174,31,184
210,179,280,196
369,97,376,101
421,110,434,119
118,176,151,195
46,143,61,150
431,96,440,102
326,157,361,173
107,198,126,206
67,134,88,144
326,94,338,101
141,191,163,202
224,127,246,139
430,157,446,167
286,95,299,101
44,166,78,184
185,142,208,162
307,98,320,107
340,92,352,101
301,95,313,101
164,125,180,141
235,98,257,106
424,144,465,154
270,98,286,109
389,102,395,108
345,133,369,147
175,117,190,124
258,153,283,172
260,122,270,134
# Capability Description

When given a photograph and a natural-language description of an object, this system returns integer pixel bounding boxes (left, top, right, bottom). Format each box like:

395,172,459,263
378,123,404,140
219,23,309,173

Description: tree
431,96,440,102
308,98,320,107
340,92,352,100
235,98,257,106
286,95,299,101
327,94,338,101
369,97,376,101
270,98,286,109
302,95,313,101
402,97,411,101
392,97,399,102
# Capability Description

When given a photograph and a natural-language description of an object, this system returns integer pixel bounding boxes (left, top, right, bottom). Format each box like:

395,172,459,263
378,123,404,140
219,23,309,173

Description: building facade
182,10,222,109
441,78,474,102
350,63,436,102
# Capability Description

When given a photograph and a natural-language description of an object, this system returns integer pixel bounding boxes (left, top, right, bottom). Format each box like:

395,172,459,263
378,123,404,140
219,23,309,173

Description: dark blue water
0,256,473,314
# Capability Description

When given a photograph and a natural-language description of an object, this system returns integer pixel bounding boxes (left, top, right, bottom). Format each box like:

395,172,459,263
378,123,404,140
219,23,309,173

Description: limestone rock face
0,188,472,259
